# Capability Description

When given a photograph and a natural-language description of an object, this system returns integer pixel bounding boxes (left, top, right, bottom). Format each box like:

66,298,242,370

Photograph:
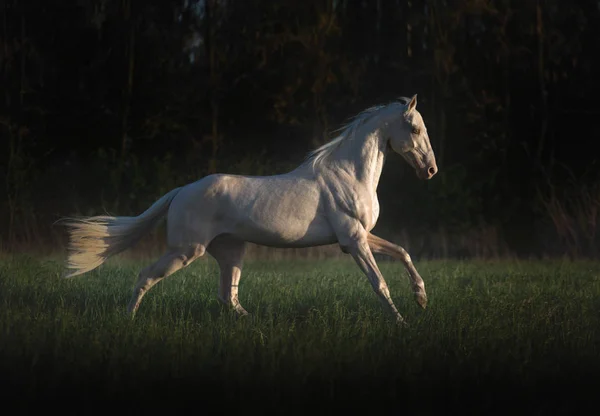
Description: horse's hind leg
207,235,248,316
127,243,205,316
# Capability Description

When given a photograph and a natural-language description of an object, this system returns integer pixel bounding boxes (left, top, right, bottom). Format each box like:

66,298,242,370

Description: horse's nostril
428,166,436,176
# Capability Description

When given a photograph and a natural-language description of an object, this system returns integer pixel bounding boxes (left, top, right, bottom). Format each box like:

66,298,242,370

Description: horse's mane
305,98,410,168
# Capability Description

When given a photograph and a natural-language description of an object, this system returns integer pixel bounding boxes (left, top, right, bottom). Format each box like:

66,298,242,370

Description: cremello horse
62,95,437,325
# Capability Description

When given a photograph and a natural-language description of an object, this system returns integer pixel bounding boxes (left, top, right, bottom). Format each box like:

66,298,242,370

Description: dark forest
2,0,600,258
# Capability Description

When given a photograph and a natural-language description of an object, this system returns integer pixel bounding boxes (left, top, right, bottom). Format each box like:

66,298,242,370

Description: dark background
2,0,599,258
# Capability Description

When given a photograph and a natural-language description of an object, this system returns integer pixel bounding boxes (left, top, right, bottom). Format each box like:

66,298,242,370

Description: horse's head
385,95,437,180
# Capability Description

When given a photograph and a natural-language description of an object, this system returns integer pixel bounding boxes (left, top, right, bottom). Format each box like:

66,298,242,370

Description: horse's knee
338,236,361,254
182,243,205,266
398,246,412,263
339,237,368,255
400,251,411,264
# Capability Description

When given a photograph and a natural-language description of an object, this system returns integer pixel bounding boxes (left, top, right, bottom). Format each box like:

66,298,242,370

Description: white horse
61,95,437,325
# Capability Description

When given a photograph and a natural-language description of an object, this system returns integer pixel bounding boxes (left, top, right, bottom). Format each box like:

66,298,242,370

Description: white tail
60,187,182,278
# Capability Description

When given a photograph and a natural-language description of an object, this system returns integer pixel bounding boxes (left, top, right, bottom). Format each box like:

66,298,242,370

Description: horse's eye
412,127,420,135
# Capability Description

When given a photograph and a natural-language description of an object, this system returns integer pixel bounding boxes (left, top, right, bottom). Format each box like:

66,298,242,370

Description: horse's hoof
396,317,409,328
415,292,427,309
233,307,250,320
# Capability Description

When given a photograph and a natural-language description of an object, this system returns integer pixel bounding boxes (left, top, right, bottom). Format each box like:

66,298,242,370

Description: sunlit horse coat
62,95,437,325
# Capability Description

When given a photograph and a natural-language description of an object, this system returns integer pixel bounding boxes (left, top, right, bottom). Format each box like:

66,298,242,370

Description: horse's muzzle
418,164,437,180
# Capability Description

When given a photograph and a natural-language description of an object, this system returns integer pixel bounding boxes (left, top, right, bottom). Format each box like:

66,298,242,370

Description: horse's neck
330,128,387,193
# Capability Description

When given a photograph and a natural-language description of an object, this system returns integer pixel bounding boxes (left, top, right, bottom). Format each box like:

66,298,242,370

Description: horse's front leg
337,223,407,326
367,233,427,309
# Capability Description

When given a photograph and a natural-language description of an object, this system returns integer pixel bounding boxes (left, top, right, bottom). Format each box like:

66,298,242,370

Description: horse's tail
59,187,183,278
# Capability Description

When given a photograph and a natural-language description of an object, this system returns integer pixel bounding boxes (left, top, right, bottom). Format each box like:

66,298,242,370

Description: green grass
1,254,600,414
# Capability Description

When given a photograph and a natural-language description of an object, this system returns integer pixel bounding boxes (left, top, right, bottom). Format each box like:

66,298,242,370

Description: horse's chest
361,195,380,231
370,196,380,230
324,178,380,231
351,190,380,231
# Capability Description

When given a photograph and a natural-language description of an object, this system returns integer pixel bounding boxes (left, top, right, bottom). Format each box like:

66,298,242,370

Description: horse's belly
233,215,337,248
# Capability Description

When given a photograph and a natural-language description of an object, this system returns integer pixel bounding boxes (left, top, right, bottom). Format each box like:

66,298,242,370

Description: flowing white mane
305,98,410,168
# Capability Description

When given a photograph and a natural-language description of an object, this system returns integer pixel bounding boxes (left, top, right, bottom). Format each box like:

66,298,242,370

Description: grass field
1,254,600,414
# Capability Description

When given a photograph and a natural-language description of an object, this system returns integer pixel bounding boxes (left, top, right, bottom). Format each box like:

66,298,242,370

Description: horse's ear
405,94,417,114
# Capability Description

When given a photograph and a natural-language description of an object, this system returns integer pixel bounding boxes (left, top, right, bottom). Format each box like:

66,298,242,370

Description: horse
61,94,437,325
